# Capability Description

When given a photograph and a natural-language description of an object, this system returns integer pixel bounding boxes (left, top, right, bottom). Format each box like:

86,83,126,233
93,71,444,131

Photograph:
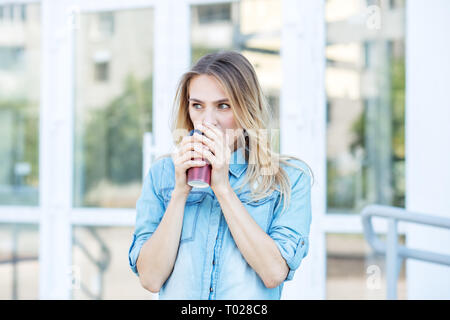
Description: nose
202,108,218,126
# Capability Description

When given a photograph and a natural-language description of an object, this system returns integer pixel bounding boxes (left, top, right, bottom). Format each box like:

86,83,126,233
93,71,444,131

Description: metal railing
361,204,450,299
0,225,110,299
72,226,111,300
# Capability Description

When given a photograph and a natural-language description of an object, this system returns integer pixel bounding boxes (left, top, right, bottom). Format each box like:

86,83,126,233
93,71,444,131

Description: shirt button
301,240,305,246
210,287,213,292
212,260,215,265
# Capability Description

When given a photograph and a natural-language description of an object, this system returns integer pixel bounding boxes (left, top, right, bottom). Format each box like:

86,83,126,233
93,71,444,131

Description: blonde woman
129,51,313,299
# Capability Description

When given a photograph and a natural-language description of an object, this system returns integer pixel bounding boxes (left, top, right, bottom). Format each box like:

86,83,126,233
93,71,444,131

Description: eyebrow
188,98,230,104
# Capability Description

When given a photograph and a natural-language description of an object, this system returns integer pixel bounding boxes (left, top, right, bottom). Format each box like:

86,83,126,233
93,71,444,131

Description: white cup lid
188,180,209,188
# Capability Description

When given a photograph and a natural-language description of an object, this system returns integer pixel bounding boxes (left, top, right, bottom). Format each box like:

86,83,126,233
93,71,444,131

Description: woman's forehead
188,74,229,101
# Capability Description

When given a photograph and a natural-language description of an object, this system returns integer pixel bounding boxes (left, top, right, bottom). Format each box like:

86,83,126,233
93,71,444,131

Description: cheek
188,108,199,124
220,113,240,142
219,112,238,130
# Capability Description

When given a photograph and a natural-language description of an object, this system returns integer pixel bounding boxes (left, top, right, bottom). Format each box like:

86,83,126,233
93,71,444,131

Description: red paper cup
187,129,211,188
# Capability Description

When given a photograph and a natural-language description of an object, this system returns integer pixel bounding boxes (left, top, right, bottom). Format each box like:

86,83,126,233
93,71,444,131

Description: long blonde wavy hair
157,50,313,214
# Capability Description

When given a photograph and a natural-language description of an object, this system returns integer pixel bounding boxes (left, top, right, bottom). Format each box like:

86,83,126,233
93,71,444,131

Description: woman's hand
193,122,233,195
171,135,209,196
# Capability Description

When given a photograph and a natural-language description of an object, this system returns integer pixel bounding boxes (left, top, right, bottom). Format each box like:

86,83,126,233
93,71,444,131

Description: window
326,0,405,213
98,12,114,37
0,3,39,206
0,4,27,22
196,3,231,24
95,61,110,82
0,47,25,71
74,9,154,208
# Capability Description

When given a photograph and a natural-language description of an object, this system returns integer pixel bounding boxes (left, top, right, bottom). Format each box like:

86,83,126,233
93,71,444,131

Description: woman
128,51,313,299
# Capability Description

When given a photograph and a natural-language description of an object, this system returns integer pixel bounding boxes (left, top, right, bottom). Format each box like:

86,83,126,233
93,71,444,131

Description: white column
405,0,450,299
153,1,172,159
39,0,74,299
280,0,326,300
153,0,191,159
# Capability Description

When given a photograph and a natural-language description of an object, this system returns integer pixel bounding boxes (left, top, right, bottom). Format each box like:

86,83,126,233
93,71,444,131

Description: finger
179,142,211,156
179,143,215,166
181,159,207,170
196,125,222,158
191,146,215,166
203,122,224,139
198,123,230,157
178,135,194,149
179,149,207,162
191,143,215,163
176,151,206,166
179,135,191,144
174,145,199,164
197,123,220,143
192,132,216,155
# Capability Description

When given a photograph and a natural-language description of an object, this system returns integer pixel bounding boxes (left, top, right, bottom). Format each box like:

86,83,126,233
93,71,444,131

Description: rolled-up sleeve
268,165,312,281
128,160,166,276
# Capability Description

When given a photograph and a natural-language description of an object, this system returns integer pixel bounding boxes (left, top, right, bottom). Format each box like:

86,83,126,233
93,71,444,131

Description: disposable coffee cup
187,129,211,188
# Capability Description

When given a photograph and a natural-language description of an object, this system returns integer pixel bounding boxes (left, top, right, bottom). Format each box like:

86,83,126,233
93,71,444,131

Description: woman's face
188,74,241,151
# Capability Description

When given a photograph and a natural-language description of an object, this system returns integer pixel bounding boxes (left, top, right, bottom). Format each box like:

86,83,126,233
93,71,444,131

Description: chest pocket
237,191,277,233
161,188,207,243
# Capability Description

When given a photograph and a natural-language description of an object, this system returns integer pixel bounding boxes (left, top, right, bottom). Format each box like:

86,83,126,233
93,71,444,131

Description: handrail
0,225,110,300
72,226,111,300
361,204,450,299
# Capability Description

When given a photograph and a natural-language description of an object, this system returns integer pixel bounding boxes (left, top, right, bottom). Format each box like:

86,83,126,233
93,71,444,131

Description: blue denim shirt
128,147,312,299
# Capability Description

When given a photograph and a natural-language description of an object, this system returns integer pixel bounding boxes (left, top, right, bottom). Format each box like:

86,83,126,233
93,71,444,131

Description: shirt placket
200,197,222,299
208,213,226,300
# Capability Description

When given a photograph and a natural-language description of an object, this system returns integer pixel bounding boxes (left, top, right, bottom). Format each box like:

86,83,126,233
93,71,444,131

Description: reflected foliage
80,74,152,207
327,56,405,211
0,99,39,205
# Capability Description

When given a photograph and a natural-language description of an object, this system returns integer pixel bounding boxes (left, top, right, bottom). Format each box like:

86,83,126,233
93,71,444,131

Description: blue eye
191,103,230,110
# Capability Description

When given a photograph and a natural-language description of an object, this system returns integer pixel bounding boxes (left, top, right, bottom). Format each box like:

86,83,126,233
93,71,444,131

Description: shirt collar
229,147,247,178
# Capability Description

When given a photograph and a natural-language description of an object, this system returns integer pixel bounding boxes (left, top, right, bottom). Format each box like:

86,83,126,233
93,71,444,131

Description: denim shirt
128,147,312,300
